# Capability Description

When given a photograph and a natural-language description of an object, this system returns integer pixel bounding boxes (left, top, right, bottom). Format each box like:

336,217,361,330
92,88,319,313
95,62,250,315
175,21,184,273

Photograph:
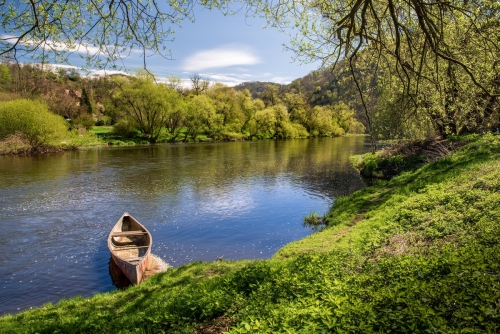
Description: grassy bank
1,134,499,333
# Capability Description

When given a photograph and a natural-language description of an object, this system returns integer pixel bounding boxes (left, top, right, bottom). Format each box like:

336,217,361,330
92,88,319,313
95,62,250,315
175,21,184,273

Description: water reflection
0,137,370,315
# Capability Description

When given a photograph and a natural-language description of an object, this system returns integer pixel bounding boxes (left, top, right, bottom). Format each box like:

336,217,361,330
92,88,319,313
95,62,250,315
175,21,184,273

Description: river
0,137,370,315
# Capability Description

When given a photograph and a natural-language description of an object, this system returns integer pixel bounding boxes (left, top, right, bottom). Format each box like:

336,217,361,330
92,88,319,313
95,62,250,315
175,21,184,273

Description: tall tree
113,74,180,143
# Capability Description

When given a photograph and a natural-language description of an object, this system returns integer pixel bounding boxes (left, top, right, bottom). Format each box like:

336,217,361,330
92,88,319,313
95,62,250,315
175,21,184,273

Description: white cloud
202,73,246,86
269,76,293,84
88,69,130,77
1,34,144,59
182,45,260,72
1,34,104,55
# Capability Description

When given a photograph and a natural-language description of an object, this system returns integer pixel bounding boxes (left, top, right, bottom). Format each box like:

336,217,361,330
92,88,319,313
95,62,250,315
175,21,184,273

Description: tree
207,83,244,132
282,92,308,126
184,94,220,141
261,84,281,107
0,64,11,86
238,89,265,134
245,0,500,141
0,0,198,68
190,74,210,96
113,74,180,143
249,107,277,138
165,99,187,141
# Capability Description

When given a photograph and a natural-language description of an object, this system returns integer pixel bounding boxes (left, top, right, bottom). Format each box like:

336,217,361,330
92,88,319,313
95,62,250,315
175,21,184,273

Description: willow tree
113,73,181,143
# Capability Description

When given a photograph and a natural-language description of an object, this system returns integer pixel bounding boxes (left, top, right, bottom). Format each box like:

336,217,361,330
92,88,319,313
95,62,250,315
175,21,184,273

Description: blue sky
90,6,320,87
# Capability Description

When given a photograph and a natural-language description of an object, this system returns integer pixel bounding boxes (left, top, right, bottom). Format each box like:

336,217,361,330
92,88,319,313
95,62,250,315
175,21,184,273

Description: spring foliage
0,99,68,146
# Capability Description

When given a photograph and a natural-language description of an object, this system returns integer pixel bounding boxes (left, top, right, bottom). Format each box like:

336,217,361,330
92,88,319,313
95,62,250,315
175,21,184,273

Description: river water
0,137,369,315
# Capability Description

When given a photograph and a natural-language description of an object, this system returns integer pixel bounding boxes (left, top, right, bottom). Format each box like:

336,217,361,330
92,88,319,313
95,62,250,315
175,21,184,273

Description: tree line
0,63,365,146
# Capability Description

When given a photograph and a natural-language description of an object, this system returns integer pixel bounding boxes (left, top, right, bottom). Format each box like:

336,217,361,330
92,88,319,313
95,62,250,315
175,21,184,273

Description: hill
234,64,369,124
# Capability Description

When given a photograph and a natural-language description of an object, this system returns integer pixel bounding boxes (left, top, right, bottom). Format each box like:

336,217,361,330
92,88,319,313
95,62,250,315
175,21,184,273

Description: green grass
2,134,500,333
90,126,114,136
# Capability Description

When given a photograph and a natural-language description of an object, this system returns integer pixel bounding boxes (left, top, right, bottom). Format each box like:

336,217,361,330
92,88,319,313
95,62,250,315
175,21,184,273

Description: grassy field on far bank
1,134,499,333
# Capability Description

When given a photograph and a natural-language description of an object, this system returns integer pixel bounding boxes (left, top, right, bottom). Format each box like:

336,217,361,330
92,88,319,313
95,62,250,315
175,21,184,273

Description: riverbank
1,134,499,333
0,126,367,156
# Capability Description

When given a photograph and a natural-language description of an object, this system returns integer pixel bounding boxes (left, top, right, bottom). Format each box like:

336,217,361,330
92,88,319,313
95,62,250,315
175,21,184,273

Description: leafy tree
283,92,308,127
0,64,11,86
190,74,210,96
261,84,281,107
238,90,265,134
113,74,180,143
308,106,334,137
249,107,277,138
330,102,364,134
165,99,187,142
81,87,96,115
207,83,245,133
184,94,221,141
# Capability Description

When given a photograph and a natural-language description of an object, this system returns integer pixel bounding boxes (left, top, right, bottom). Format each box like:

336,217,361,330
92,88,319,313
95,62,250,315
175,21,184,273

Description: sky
64,6,320,87
147,7,320,87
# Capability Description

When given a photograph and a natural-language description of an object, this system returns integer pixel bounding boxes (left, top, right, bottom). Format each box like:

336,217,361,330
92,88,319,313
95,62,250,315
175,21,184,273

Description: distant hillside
235,63,371,122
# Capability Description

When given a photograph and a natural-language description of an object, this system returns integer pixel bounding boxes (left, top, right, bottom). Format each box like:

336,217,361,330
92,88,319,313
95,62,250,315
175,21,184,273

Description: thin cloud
202,73,247,86
1,34,143,58
1,34,103,54
270,76,293,84
182,45,260,71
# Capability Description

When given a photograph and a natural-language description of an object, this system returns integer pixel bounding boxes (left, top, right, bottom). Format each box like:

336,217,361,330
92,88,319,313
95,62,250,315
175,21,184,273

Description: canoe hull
110,251,150,284
108,212,152,285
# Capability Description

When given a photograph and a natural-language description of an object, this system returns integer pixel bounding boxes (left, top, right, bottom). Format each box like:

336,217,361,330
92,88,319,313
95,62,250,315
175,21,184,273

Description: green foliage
350,152,407,178
111,119,138,138
71,113,95,131
0,64,11,86
113,75,181,143
0,99,68,146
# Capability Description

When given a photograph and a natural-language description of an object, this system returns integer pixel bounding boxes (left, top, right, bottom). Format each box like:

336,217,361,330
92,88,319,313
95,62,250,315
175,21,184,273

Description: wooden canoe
108,212,152,284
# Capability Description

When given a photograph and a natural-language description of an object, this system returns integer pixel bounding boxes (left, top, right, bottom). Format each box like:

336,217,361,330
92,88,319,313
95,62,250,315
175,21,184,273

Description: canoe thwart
114,245,151,250
111,231,147,237
126,257,145,262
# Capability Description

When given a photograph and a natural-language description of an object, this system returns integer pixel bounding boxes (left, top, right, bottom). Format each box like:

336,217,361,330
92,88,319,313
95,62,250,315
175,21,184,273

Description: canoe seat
111,231,147,237
126,257,144,262
115,245,150,250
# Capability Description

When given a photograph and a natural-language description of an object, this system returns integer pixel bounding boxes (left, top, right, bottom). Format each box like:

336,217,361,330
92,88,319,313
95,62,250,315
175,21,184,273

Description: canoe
108,212,152,284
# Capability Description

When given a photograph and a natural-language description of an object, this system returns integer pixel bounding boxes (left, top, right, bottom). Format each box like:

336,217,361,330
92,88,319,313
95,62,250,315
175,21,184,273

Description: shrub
111,119,138,138
0,132,31,154
0,99,68,146
95,116,112,126
71,113,95,130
